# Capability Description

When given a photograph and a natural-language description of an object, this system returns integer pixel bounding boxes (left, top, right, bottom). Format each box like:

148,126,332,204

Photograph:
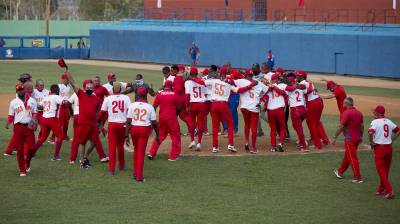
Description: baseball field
0,60,399,224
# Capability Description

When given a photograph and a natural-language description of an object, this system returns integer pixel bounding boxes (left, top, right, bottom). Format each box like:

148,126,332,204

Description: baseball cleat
333,169,343,179
147,155,154,160
203,132,211,136
20,173,27,177
384,192,395,199
257,131,264,137
244,144,250,151
250,149,258,154
228,145,237,152
351,178,363,184
135,178,146,182
212,147,220,153
100,157,109,163
108,171,115,176
69,160,75,165
277,143,284,152
3,153,13,156
375,191,386,197
271,147,278,152
196,143,201,151
51,156,62,161
26,167,31,173
188,141,196,149
47,139,55,145
168,157,179,161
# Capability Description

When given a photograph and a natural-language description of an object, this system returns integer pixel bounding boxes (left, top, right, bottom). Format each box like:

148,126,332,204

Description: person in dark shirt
124,74,155,100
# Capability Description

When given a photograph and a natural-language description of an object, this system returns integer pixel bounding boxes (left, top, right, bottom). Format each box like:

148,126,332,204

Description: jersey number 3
133,108,147,121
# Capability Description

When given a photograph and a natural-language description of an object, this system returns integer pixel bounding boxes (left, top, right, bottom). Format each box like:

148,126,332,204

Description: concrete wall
90,20,400,78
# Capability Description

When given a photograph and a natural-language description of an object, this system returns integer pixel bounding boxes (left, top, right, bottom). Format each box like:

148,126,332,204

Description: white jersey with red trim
68,93,79,115
287,88,306,107
204,79,238,102
9,97,37,124
127,101,156,126
163,75,175,85
42,95,64,118
185,80,207,103
263,72,275,82
103,82,128,95
369,118,399,145
267,83,286,110
300,80,319,101
32,89,50,106
202,75,212,101
234,79,268,112
58,83,71,101
101,94,131,123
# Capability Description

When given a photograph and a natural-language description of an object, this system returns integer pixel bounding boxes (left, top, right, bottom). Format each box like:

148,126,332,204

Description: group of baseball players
5,63,399,199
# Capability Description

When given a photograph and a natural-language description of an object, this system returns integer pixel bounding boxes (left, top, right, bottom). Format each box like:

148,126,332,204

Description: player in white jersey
201,68,212,136
6,84,37,176
162,66,175,85
234,71,268,154
296,70,329,149
125,87,160,181
368,105,400,199
263,73,287,152
103,73,128,94
101,82,131,175
31,85,65,161
185,68,208,150
56,72,72,141
32,79,50,138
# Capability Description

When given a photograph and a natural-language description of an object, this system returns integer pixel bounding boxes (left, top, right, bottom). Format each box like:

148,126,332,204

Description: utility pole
45,0,51,36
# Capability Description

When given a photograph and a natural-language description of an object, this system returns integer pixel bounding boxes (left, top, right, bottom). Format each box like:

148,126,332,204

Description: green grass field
0,61,399,224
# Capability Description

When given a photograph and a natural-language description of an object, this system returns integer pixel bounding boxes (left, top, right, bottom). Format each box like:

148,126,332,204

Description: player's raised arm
65,72,80,94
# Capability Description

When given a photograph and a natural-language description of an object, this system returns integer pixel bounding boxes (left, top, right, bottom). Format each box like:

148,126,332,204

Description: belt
16,122,29,126
307,97,320,102
212,100,228,103
291,105,305,109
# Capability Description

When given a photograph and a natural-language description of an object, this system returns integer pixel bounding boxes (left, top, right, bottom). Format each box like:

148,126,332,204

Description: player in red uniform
65,72,102,169
126,87,160,181
6,84,37,176
332,97,364,183
148,80,182,160
321,80,347,115
368,105,400,199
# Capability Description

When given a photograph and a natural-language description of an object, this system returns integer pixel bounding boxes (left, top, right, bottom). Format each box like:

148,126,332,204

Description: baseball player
31,84,65,161
124,74,156,100
6,84,37,176
321,80,347,115
201,68,212,136
103,73,128,95
368,105,400,199
57,73,72,141
262,74,288,152
101,82,131,175
332,97,364,184
148,80,181,160
32,79,50,140
65,72,102,169
125,87,160,181
234,69,268,154
296,70,330,149
185,67,207,150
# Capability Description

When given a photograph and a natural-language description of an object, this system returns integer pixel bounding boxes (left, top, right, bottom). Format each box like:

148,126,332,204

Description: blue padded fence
90,20,400,78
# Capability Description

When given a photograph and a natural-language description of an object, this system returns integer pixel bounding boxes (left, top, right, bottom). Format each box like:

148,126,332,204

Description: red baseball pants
12,123,35,174
290,106,306,147
177,97,194,139
189,102,206,143
268,108,286,147
149,118,181,160
107,122,126,173
373,144,393,194
211,101,234,148
34,117,63,158
130,125,152,180
306,98,329,149
59,105,70,139
241,109,259,149
338,141,361,180
70,115,80,162
203,101,211,133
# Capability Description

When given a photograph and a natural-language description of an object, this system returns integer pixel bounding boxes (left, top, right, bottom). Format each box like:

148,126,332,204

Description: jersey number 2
112,101,125,113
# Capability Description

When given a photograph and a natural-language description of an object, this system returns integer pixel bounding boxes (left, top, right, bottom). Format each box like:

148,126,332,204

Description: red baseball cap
107,73,115,79
275,67,284,73
137,86,147,96
15,83,24,91
271,73,280,80
287,76,296,83
190,67,198,75
82,79,93,88
201,68,209,75
295,70,307,79
61,72,69,80
178,64,185,72
164,80,173,89
326,80,336,89
373,105,385,115
220,67,228,74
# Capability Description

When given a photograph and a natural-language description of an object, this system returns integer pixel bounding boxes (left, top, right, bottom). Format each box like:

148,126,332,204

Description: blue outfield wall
90,20,400,78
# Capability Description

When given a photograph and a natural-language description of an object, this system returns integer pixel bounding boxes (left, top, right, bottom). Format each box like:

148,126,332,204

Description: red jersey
153,89,179,121
77,89,101,126
173,75,185,97
333,85,347,114
340,106,363,144
93,85,109,105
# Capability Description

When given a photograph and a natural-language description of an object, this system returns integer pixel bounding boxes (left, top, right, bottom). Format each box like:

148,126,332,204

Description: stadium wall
90,20,400,78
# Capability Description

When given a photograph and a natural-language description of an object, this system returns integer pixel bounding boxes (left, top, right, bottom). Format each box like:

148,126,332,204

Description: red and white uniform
286,87,307,147
68,93,80,162
202,75,212,134
263,72,274,83
235,78,268,149
32,88,50,107
185,80,207,144
264,83,287,147
127,100,156,181
58,83,71,139
33,94,64,159
101,94,131,173
8,97,37,174
149,89,181,160
163,75,175,84
368,117,400,194
103,82,128,95
300,80,329,148
68,93,79,116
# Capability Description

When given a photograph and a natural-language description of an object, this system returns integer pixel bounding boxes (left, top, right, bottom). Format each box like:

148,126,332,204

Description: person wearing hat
321,80,347,115
148,80,181,161
103,73,128,95
5,84,37,176
126,87,160,181
368,105,400,199
201,68,212,136
100,82,131,176
296,70,330,149
54,72,73,143
184,67,208,150
332,97,364,184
